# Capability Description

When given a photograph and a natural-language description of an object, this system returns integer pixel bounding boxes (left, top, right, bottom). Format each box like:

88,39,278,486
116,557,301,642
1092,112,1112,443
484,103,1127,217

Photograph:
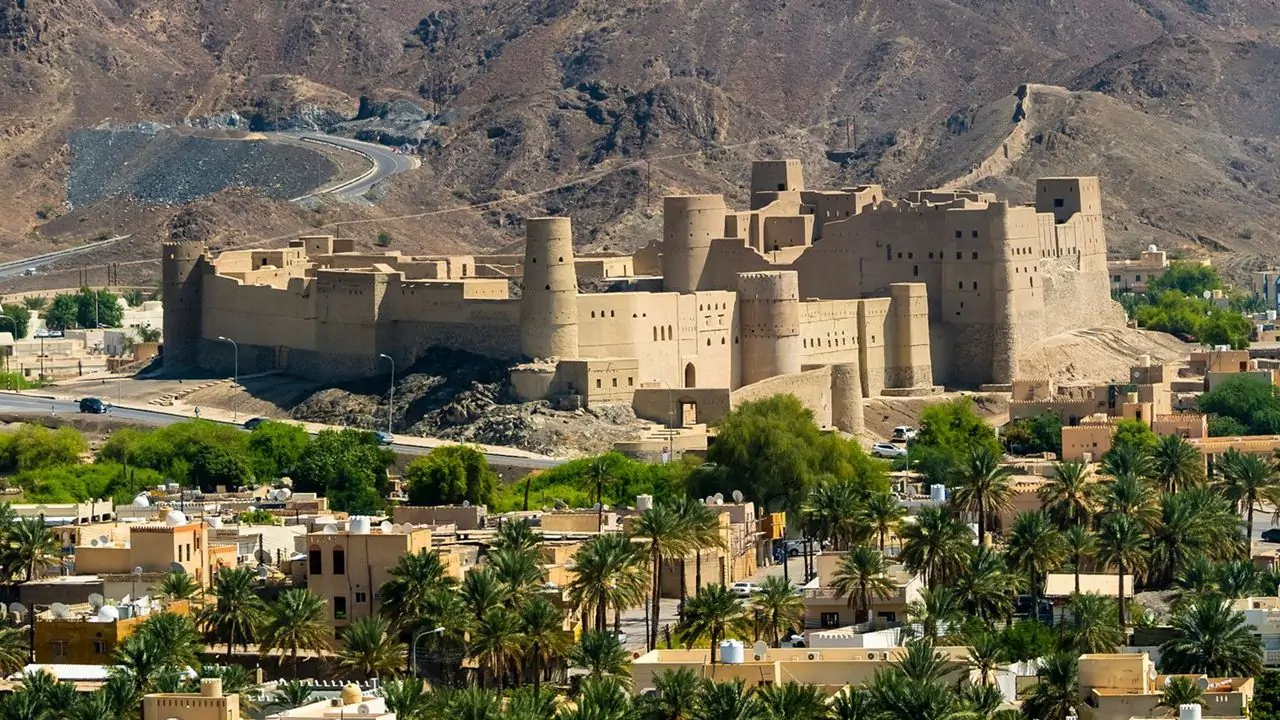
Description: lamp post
217,336,239,422
378,353,394,434
651,378,676,463
410,626,445,677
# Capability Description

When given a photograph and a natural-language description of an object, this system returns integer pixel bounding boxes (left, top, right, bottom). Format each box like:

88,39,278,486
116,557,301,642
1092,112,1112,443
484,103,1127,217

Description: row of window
310,547,344,575
594,376,635,389
892,250,981,261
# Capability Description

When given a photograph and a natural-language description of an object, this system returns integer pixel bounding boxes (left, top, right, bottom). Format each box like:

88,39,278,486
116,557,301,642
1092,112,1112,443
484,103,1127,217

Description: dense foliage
1199,375,1280,436
1117,263,1252,348
405,445,498,507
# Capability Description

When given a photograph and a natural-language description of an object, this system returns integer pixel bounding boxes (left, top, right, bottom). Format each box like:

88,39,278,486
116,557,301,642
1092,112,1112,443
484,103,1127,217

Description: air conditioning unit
754,654,765,661
866,652,877,660
807,652,822,661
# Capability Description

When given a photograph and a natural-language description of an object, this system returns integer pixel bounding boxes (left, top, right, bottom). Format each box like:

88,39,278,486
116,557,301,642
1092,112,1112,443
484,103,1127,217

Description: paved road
0,393,560,471
282,133,417,203
0,235,130,280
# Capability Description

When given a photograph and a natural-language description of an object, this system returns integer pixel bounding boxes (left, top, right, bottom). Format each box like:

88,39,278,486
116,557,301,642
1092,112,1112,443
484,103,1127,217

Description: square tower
750,159,805,194
1035,177,1102,224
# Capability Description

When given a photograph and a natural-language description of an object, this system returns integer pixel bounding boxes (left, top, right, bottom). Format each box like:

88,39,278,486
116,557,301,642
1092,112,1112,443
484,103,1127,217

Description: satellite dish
704,496,715,505
379,521,393,534
168,562,187,574
120,594,132,605
714,492,725,503
8,602,26,615
87,593,104,609
97,535,110,545
753,640,769,659
358,705,371,715
256,565,270,580
50,603,70,619
461,500,470,508
322,524,338,534
89,539,99,547
732,490,744,503
1195,677,1211,690
132,566,143,577
254,549,271,564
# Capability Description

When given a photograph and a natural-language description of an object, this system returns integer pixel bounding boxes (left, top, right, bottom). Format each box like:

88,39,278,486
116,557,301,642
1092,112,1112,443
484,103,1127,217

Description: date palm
261,588,330,677
1097,514,1147,626
132,610,203,669
751,576,804,647
829,688,876,720
1021,652,1078,720
380,549,456,630
154,570,201,602
521,597,570,691
959,683,1018,720
507,685,558,720
831,545,895,624
1103,472,1159,529
1062,592,1124,654
566,533,647,633
677,585,749,664
948,446,1014,546
1152,434,1205,493
1101,444,1153,481
492,521,543,554
569,631,631,683
489,547,549,608
696,679,763,720
1160,597,1263,677
673,497,724,591
1217,559,1263,599
1218,451,1279,547
905,587,964,643
1149,491,1220,588
338,615,406,679
0,627,25,677
864,492,906,555
631,503,693,650
964,630,1004,686
900,505,973,590
197,566,267,660
1005,512,1066,618
801,480,868,552
5,516,58,581
268,680,315,712
953,547,1021,625
645,668,700,720
1064,526,1097,596
469,606,525,689
755,681,826,720
1039,461,1099,530
1157,676,1206,715
461,566,510,622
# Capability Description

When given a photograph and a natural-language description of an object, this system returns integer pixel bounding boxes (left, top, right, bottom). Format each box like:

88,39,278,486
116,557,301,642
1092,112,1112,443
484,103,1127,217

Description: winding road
283,133,418,203
0,234,131,280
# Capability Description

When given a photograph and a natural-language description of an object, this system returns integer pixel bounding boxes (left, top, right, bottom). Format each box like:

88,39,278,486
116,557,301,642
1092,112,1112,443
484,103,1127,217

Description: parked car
891,426,918,442
243,417,267,430
374,430,394,445
729,582,760,597
78,397,107,414
872,442,907,459
1262,528,1280,543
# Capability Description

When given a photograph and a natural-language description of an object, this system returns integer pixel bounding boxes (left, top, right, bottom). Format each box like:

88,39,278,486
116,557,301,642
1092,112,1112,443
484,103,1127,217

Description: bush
0,304,30,339
1199,375,1280,436
404,445,497,507
912,397,1002,471
0,424,88,473
293,429,394,514
246,421,311,481
375,231,393,247
19,463,163,505
1001,414,1063,456
1110,418,1158,455
100,421,253,490
237,509,279,526
491,451,697,513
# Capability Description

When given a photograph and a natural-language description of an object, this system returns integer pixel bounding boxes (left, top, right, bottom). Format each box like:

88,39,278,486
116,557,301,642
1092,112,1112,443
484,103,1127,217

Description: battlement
737,271,800,301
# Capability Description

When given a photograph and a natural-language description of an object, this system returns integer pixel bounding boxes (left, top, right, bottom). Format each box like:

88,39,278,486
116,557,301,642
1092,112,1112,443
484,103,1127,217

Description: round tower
520,217,580,360
831,361,865,436
161,241,207,372
737,271,802,385
663,195,727,293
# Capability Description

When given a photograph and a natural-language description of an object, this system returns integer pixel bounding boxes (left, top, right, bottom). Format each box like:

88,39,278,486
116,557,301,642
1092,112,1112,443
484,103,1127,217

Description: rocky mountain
0,0,1279,284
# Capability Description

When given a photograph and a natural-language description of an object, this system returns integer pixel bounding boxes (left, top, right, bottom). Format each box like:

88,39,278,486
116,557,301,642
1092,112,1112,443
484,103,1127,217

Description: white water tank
97,605,120,621
206,516,223,529
636,494,653,512
1268,310,1277,322
930,484,946,502
164,510,188,526
349,516,371,535
131,494,150,508
1180,704,1202,720
719,640,745,665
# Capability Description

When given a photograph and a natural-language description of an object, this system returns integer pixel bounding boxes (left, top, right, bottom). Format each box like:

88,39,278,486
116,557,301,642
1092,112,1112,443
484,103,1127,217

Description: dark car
1262,528,1280,543
243,417,267,431
79,397,107,414
374,431,394,446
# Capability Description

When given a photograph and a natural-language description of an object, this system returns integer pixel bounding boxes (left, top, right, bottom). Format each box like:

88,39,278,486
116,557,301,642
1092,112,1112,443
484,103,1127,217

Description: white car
891,426,918,442
872,443,907,459
729,582,760,597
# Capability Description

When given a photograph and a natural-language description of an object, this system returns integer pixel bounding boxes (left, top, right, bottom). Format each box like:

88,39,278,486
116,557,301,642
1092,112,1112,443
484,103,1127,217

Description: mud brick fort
162,161,1120,433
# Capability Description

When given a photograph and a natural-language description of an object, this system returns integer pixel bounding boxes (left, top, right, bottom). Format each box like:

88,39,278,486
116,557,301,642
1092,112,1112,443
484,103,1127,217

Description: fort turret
520,217,580,360
662,195,727,294
161,241,207,372
888,283,934,389
831,361,864,435
737,271,802,385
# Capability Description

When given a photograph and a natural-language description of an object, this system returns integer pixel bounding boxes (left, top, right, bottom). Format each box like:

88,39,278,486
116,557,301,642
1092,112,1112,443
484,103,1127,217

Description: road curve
0,393,561,471
281,133,417,203
0,235,131,280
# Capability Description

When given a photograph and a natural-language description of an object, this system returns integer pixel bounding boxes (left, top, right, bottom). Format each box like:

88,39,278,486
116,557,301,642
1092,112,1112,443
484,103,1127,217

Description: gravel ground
67,128,337,208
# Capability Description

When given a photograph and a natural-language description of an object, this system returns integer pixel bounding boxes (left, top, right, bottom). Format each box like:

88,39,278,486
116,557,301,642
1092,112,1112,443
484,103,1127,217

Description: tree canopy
294,429,394,514
1199,375,1280,436
405,445,498,507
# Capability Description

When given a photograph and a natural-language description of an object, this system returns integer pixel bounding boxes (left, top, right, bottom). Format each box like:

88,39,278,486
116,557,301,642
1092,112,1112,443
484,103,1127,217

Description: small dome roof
132,494,151,508
164,510,188,526
341,684,363,706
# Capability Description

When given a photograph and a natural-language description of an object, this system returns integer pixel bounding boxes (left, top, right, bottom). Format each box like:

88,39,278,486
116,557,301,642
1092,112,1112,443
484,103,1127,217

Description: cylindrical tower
831,361,864,436
662,195,726,293
888,283,934,389
520,217,580,360
737,271,802,385
161,241,207,372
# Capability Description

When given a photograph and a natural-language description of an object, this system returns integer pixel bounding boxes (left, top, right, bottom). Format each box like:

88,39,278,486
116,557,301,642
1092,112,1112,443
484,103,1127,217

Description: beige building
1078,653,1252,720
164,163,1120,435
264,685,395,720
1108,245,1209,294
304,519,433,631
73,511,216,586
799,555,922,629
143,678,239,720
35,599,191,665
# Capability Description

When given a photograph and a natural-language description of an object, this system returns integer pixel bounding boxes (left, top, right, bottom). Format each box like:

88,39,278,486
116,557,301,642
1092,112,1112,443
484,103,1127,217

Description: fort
162,161,1120,432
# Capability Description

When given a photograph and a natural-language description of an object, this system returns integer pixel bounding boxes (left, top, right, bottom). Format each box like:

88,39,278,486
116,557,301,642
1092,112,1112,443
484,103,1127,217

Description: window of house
186,544,192,562
958,282,964,290
610,310,615,317
913,265,919,277
821,612,841,629
954,231,962,239
1054,198,1065,208
51,640,68,659
596,379,602,389
897,252,902,259
956,252,962,260
94,639,107,655
972,252,978,260
309,549,322,575
907,252,913,259
355,591,367,604
1135,275,1141,282
628,377,634,386
668,325,673,338
972,231,979,238
333,548,346,575
972,282,978,290
612,378,618,387
334,597,347,620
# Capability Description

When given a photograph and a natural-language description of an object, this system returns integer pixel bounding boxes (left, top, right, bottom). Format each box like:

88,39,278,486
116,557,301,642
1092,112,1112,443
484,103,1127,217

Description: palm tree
893,638,957,685
5,517,58,581
380,549,456,630
905,587,963,643
1152,435,1205,493
696,679,762,720
588,457,616,533
375,679,430,720
1157,676,1207,715
677,585,749,664
1097,514,1148,625
197,567,267,660
953,547,1022,626
673,497,724,591
492,521,543,554
507,685,558,720
569,631,631,683
751,576,804,647
451,687,504,720
1149,492,1217,588
521,597,570,691
631,503,693,650
829,689,876,720
755,681,826,720
566,533,647,633
469,606,524,689
1103,472,1160,529
899,505,973,589
1021,652,1078,720
131,610,203,669
154,570,201,601
338,616,406,679
0,627,27,676
571,677,633,720
1218,451,1279,547
1040,460,1098,530
1064,526,1097,596
801,480,869,552
268,680,315,712
489,547,549,608
646,668,701,720
1063,593,1124,654
1005,511,1066,618
965,631,1004,686
1101,443,1154,480
948,446,1014,546
1217,559,1263,599
261,589,330,677
1159,597,1263,677
864,492,905,554
831,545,895,624
959,683,1018,720
461,566,510,622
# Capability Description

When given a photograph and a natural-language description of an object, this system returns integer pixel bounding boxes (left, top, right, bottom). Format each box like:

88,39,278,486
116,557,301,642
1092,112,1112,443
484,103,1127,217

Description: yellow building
800,557,922,629
73,512,219,586
1078,653,1253,720
35,600,191,665
305,520,433,630
263,684,395,720
143,678,239,720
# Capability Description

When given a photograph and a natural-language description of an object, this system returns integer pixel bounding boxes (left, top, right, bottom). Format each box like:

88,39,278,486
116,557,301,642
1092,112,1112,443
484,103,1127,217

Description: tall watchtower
161,242,207,372
520,217,580,360
737,271,802,385
662,195,727,294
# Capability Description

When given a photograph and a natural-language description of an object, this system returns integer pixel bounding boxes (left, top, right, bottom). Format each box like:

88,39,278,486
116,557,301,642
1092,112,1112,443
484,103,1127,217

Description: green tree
268,680,316,713
1005,512,1066,616
1157,676,1207,714
129,610,203,668
0,305,30,340
905,587,964,643
1039,461,1099,530
1148,262,1221,297
469,607,524,689
379,549,457,631
190,443,254,492
44,294,77,330
0,627,28,676
631,502,694,650
339,616,406,679
6,516,59,581
1151,434,1205,493
644,668,701,720
154,570,200,601
1160,597,1264,677
1062,593,1124,654
1022,653,1078,720
751,576,805,647
1000,414,1062,456
864,492,906,554
294,429,395,513
74,287,123,328
1199,375,1280,435
696,679,762,720
913,398,1002,473
800,479,870,552
899,505,973,590
1110,419,1158,456
999,620,1057,663
676,585,749,664
831,545,895,623
1064,526,1097,596
261,589,330,677
521,597,570,691
949,445,1014,547
565,533,647,634
755,682,827,720
569,631,631,682
1217,451,1278,545
246,421,310,481
1251,671,1280,720
197,567,267,660
404,445,497,507
1200,308,1252,349
953,547,1021,625
1097,514,1148,626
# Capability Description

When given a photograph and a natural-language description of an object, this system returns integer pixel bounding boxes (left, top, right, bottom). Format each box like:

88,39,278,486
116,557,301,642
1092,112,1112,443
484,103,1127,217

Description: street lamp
378,353,394,434
651,378,676,463
217,336,239,422
410,626,445,677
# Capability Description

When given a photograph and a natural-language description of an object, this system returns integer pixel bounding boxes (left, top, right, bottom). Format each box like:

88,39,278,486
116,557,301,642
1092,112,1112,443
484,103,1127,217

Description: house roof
1044,573,1133,598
